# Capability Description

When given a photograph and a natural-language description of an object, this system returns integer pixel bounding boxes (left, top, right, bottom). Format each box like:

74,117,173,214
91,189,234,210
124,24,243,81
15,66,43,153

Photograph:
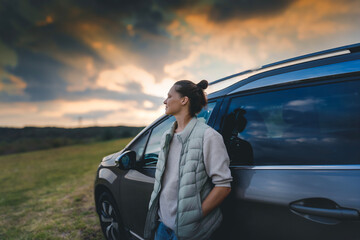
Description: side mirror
115,150,136,170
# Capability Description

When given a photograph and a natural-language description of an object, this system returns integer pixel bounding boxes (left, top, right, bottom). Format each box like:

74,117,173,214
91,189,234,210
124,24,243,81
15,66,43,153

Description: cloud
96,65,155,93
0,98,164,127
96,65,175,98
0,40,17,68
0,47,166,109
163,0,360,82
0,40,27,96
209,0,296,21
64,109,118,121
4,49,68,101
0,0,359,127
2,0,188,92
0,74,27,95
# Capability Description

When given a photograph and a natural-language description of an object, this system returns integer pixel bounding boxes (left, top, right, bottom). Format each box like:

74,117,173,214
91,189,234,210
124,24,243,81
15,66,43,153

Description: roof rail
209,70,254,85
262,42,360,68
209,42,360,86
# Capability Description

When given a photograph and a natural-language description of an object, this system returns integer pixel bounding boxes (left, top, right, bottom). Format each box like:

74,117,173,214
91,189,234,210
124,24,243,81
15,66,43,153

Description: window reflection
224,80,360,165
223,108,254,165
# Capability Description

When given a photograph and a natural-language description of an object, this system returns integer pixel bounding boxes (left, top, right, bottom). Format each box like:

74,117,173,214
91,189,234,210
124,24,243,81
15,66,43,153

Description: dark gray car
94,43,360,240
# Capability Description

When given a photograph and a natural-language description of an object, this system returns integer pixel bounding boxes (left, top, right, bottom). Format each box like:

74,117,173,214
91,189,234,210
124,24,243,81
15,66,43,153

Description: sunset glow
0,0,359,127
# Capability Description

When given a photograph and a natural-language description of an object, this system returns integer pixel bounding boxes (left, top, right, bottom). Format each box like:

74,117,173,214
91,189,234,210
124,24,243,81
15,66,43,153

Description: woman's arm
201,127,233,216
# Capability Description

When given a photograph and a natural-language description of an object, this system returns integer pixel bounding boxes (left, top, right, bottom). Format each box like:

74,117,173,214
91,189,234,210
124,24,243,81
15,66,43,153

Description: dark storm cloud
209,0,297,21
74,0,194,33
0,0,298,106
71,0,166,34
0,0,108,102
0,89,27,102
155,0,195,10
77,0,152,17
0,1,109,58
0,0,186,103
0,1,31,45
2,53,163,109
134,10,164,34
2,48,164,108
5,49,68,101
0,0,192,48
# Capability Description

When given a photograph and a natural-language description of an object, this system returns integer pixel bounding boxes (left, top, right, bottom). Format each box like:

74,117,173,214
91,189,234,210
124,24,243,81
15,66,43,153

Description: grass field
0,138,132,240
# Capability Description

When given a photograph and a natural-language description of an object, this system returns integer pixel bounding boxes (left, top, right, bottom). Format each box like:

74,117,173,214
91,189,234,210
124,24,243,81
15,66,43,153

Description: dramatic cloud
209,0,296,21
0,0,359,127
0,98,164,127
164,0,360,80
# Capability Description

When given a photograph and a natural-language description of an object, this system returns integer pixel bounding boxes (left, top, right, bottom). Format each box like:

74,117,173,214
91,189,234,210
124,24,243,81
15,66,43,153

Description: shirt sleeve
203,127,233,187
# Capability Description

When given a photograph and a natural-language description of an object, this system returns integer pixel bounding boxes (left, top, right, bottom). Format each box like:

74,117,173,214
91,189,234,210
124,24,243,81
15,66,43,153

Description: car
94,43,360,240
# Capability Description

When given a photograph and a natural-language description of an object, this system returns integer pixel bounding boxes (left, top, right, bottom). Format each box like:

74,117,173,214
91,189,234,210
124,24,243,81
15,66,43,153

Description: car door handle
290,203,359,220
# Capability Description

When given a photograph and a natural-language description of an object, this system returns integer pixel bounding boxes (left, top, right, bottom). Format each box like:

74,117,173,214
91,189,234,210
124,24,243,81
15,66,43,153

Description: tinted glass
144,116,176,165
128,131,149,162
223,80,360,165
197,102,216,123
144,102,217,165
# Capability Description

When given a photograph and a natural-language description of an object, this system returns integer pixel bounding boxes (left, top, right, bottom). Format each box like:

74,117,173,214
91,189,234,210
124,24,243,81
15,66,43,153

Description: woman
144,80,232,240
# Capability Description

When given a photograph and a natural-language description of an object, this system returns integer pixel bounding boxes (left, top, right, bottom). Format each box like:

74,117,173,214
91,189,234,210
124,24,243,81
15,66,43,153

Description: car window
197,102,216,123
144,116,175,165
144,102,217,166
223,79,360,165
128,131,149,162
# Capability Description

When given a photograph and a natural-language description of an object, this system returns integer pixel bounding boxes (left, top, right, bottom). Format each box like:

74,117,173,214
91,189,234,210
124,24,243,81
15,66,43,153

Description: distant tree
121,130,131,138
102,129,114,141
0,125,144,155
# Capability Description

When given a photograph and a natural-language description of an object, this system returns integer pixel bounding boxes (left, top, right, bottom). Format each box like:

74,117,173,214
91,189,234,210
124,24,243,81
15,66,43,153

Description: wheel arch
94,182,118,214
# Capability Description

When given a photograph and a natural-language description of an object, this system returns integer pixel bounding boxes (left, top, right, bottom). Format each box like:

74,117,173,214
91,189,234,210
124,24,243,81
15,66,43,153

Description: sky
0,0,359,128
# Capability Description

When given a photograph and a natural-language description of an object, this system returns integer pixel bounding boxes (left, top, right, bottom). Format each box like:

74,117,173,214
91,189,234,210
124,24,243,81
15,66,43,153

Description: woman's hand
201,186,231,217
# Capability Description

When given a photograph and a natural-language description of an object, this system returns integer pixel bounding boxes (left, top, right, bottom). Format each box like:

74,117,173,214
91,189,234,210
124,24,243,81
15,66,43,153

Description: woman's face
163,85,186,116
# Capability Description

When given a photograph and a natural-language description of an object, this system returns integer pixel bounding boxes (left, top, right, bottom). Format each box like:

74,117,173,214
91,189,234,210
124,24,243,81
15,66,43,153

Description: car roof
207,43,360,99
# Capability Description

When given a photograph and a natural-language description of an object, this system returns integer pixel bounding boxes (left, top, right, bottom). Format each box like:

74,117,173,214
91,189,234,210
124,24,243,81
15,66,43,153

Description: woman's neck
174,114,192,133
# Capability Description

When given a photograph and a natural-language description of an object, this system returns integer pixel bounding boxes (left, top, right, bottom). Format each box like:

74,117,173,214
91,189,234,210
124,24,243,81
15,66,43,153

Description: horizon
1,0,360,127
0,122,146,129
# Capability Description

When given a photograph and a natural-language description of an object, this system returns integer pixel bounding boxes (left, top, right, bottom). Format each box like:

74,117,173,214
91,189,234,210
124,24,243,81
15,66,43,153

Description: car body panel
220,167,360,240
118,172,154,237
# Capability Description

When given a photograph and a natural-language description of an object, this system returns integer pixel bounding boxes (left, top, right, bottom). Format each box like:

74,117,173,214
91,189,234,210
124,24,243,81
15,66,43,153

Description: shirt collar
174,117,198,144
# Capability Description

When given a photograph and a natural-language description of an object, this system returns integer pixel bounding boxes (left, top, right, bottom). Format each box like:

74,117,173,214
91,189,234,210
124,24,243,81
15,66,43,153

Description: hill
0,125,144,155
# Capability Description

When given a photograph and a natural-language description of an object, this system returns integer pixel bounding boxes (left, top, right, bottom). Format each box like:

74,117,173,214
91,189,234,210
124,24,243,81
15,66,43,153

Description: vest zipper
176,136,184,236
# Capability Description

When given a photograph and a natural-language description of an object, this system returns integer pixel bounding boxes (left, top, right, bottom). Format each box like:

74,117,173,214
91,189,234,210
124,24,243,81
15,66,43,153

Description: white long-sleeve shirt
158,127,232,230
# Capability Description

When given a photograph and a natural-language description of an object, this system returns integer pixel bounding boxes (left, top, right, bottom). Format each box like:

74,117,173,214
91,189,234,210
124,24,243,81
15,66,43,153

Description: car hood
101,149,124,167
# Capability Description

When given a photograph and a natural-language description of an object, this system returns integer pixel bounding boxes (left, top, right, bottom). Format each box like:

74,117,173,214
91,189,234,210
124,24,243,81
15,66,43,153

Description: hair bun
197,80,208,90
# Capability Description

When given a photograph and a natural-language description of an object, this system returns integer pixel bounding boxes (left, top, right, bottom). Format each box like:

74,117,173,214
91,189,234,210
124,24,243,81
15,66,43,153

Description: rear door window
222,79,360,165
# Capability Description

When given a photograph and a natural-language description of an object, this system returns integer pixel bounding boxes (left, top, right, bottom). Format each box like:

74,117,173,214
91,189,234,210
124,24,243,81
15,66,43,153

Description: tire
97,191,129,240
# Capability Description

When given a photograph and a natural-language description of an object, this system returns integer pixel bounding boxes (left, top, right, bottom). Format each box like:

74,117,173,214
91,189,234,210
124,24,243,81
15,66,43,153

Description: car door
119,101,219,239
116,129,152,239
217,76,360,240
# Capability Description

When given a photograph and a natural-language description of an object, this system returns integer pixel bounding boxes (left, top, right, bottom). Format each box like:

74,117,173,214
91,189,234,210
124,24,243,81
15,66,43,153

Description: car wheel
97,191,128,240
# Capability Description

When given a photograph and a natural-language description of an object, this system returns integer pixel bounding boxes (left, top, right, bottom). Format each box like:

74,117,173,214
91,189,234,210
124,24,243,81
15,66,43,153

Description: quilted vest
144,117,222,240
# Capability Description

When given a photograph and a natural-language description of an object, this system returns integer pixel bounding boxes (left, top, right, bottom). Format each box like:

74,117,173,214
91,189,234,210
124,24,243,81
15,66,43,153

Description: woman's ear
181,96,189,105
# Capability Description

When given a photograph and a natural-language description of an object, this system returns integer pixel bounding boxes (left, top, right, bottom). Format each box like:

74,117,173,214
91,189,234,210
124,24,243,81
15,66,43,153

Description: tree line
0,126,144,155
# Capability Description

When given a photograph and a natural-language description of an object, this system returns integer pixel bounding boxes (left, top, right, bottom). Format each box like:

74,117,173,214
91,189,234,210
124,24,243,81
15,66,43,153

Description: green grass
0,138,132,239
